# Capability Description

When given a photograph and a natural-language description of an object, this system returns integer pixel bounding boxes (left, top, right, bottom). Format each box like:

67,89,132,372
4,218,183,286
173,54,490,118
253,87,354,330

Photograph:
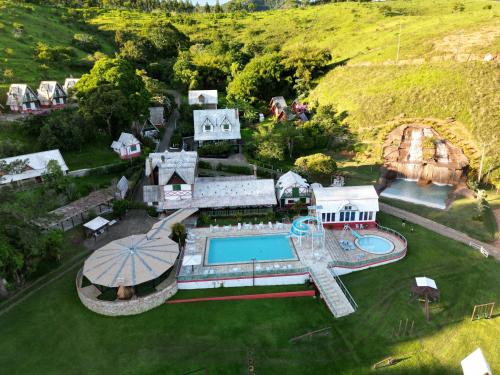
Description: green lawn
0,213,498,374
381,192,499,243
62,135,119,170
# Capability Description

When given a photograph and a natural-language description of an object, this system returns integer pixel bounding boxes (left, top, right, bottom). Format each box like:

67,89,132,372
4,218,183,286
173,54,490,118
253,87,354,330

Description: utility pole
396,23,402,64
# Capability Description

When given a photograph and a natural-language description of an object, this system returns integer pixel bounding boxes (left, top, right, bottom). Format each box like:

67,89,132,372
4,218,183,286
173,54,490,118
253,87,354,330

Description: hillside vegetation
0,1,114,103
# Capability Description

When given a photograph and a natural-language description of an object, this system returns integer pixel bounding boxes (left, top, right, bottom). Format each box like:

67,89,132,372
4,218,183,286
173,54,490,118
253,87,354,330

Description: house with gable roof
193,108,241,149
188,90,218,109
276,171,311,207
6,84,40,112
111,132,141,160
37,81,67,108
63,78,79,96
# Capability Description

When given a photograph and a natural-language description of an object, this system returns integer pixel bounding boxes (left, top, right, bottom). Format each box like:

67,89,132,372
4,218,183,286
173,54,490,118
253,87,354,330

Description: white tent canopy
83,216,110,232
415,277,437,290
461,348,492,375
83,234,179,287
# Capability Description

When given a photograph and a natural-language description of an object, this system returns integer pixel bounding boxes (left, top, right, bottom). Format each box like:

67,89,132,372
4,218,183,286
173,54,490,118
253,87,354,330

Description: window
204,124,212,132
326,213,331,222
130,145,137,152
222,123,231,132
322,213,326,222
340,212,344,221
350,212,356,221
292,187,300,198
173,184,181,191
368,211,373,220
331,213,336,222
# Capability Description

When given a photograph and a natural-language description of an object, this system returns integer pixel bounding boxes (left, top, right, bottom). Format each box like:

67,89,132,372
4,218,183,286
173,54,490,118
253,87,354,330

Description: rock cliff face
381,124,469,186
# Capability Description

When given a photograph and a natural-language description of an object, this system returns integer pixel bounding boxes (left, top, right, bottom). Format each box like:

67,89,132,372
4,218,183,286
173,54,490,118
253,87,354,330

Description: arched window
202,117,214,132
220,116,232,132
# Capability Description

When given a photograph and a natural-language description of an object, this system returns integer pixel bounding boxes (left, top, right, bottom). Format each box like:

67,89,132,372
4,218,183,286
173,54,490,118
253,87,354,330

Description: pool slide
290,216,320,237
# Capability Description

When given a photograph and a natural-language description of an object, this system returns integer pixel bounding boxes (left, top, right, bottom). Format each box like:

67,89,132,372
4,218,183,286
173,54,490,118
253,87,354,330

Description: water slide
290,216,320,237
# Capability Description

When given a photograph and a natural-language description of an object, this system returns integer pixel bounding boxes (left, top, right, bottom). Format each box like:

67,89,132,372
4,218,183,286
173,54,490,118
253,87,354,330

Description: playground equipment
289,207,325,251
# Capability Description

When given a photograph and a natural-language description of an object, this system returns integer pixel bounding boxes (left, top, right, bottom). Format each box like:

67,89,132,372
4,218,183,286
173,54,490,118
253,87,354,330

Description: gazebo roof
83,234,179,287
83,216,109,232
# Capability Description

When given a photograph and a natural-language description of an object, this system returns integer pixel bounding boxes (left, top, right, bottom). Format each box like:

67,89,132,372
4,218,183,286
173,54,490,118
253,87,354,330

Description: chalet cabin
0,149,68,186
143,151,198,208
312,185,379,229
276,171,310,207
149,107,165,127
110,133,141,160
188,90,218,109
193,109,241,149
63,78,79,96
6,84,40,113
37,81,67,108
291,100,308,121
269,96,295,122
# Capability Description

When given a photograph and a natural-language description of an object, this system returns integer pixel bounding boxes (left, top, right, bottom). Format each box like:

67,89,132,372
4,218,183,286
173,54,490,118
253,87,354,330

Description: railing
469,241,489,258
328,224,408,268
177,266,310,282
329,268,358,311
309,269,340,317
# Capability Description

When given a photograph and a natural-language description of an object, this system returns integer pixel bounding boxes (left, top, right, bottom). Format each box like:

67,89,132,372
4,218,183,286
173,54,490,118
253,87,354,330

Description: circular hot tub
355,235,394,254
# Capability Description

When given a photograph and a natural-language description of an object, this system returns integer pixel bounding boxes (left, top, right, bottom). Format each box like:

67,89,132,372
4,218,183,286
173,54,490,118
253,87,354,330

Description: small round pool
355,235,394,254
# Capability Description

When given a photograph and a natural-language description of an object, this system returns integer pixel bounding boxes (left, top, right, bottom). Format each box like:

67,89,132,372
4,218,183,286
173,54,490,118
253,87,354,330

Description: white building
149,107,165,127
311,185,379,229
37,81,67,108
6,84,40,112
144,151,198,208
0,149,68,186
111,133,141,160
188,90,218,109
193,108,241,147
276,171,310,207
143,151,276,212
63,78,79,96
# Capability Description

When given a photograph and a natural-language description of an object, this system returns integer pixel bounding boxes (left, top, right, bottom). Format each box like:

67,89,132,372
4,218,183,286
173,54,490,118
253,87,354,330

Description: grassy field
381,189,500,243
0,213,498,374
0,0,114,102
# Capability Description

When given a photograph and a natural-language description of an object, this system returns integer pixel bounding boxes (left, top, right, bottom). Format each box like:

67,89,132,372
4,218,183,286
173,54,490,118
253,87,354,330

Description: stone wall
76,269,178,317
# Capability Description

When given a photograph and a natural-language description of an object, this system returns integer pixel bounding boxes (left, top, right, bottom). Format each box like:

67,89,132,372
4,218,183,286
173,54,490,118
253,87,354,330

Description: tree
76,57,150,136
257,138,284,162
44,160,69,194
171,222,186,248
294,153,337,182
145,20,189,59
227,53,284,104
277,121,302,159
204,2,211,13
214,0,223,13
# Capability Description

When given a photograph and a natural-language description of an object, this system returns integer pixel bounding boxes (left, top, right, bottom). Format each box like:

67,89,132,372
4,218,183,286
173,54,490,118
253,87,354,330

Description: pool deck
179,224,407,279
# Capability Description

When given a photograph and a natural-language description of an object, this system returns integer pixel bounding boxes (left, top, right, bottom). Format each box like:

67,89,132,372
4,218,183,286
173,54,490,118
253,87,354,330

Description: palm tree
171,222,186,249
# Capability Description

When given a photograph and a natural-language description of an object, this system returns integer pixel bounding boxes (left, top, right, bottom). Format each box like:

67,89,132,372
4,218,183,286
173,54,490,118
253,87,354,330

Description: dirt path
380,203,499,260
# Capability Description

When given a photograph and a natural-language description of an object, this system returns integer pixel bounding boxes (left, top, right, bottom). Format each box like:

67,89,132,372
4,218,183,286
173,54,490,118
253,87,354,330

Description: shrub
198,160,212,170
34,42,75,63
198,142,233,157
71,33,101,53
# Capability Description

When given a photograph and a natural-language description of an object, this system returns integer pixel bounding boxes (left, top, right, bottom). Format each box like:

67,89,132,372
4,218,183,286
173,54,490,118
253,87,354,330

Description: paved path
380,203,499,260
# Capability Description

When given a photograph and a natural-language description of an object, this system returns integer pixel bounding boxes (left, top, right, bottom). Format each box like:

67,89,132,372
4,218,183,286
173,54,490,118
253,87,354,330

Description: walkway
293,236,355,318
380,203,500,260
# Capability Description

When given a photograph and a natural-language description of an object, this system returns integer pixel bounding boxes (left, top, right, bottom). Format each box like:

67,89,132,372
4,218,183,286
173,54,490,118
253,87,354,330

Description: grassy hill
87,0,499,159
0,1,114,104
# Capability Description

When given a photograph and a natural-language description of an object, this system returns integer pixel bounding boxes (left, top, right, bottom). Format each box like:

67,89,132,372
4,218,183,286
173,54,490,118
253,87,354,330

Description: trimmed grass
381,192,499,243
0,213,498,374
61,135,118,170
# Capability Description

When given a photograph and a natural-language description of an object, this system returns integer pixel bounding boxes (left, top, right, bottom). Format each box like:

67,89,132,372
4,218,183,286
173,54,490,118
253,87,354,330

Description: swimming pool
207,234,297,265
355,235,394,255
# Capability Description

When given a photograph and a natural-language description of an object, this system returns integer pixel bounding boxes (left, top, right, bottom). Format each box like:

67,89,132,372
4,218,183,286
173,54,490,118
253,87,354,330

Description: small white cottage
0,149,68,186
193,108,241,148
312,185,379,229
6,84,40,112
37,81,67,108
111,133,141,160
63,78,79,96
188,90,218,109
276,171,310,207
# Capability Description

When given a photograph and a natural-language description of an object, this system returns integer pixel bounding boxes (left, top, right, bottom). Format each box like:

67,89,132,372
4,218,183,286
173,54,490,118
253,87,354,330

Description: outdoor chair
268,222,273,230
237,223,242,231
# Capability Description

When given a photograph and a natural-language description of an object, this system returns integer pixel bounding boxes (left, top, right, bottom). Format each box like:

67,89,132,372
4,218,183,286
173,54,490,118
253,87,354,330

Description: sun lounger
237,223,242,231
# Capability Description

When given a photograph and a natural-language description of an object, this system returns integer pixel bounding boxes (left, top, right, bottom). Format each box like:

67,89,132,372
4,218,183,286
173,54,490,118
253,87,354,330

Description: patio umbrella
83,234,179,287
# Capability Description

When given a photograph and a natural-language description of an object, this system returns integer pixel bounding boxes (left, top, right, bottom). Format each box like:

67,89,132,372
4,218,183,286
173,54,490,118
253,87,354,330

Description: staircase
309,265,355,318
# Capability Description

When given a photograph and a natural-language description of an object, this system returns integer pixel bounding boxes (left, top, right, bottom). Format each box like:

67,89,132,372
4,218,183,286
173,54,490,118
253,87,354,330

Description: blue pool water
207,235,296,264
380,179,452,209
355,235,394,254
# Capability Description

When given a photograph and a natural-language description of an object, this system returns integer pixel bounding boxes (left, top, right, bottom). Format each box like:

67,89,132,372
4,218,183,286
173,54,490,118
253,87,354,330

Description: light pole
252,258,256,287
